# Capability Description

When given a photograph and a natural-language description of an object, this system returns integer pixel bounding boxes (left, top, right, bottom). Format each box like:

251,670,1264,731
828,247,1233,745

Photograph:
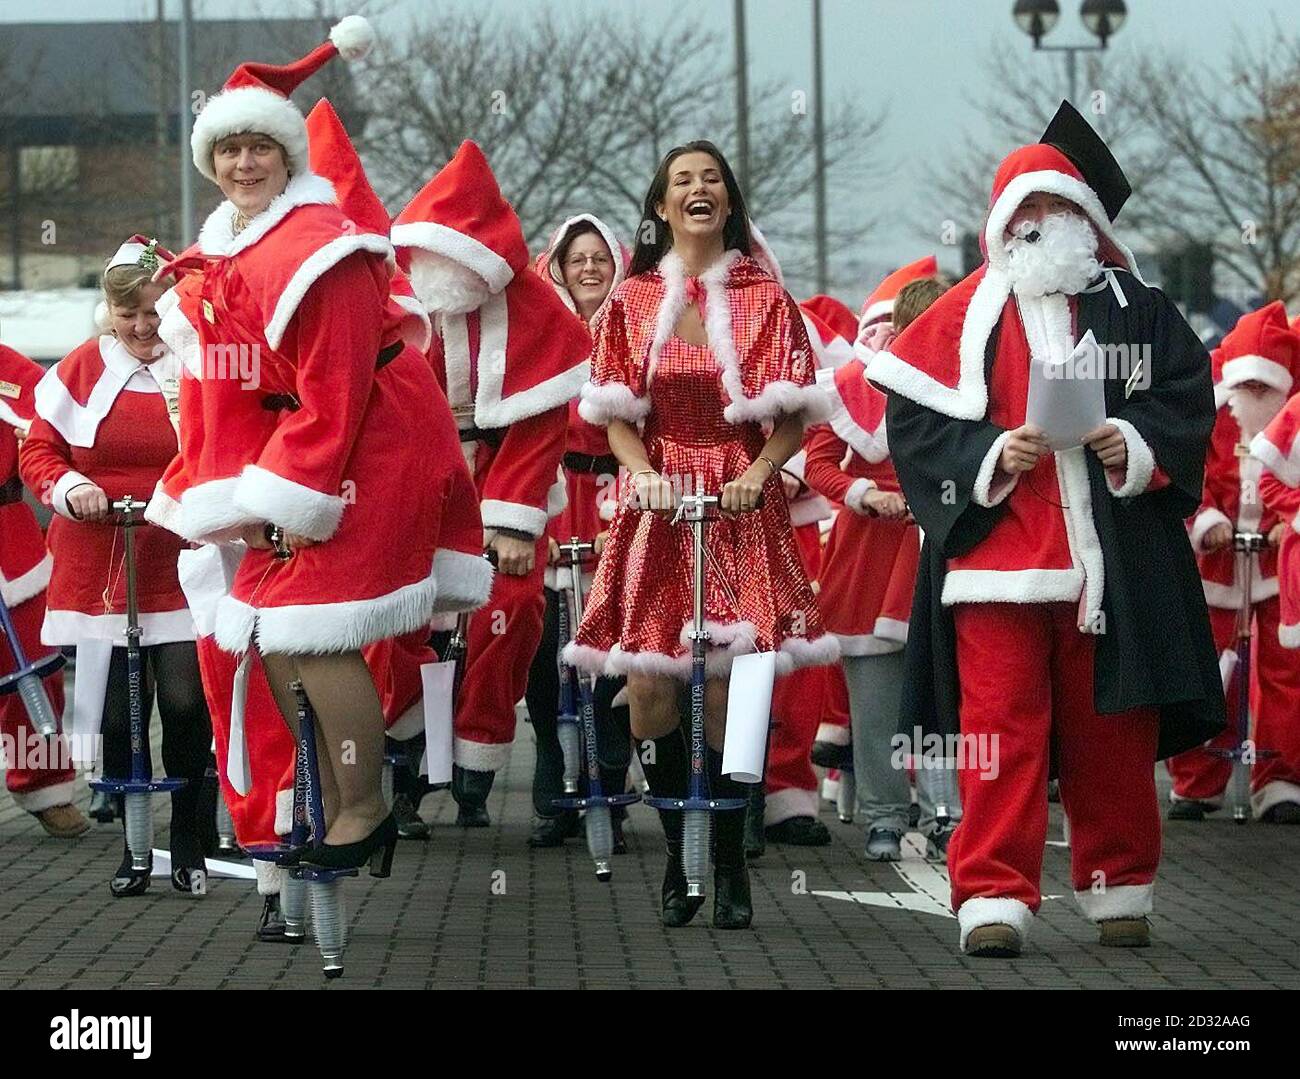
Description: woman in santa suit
804,276,961,863
566,141,839,929
524,214,631,848
0,340,86,838
156,17,461,877
20,237,212,896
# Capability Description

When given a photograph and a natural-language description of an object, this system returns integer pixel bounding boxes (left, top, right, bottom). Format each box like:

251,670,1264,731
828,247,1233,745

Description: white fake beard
1004,211,1102,298
409,250,493,315
1228,386,1286,440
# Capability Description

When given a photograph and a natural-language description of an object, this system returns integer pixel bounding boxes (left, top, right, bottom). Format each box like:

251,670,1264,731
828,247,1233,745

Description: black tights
99,641,213,866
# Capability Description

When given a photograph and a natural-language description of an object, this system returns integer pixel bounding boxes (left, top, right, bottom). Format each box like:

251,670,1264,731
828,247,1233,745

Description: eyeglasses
565,253,612,269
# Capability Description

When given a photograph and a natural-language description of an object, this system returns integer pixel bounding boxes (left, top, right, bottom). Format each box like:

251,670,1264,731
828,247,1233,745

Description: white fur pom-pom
93,300,111,333
330,15,375,61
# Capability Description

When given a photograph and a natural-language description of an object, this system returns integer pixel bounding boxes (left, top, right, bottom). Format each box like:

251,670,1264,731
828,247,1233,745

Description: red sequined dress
564,250,839,680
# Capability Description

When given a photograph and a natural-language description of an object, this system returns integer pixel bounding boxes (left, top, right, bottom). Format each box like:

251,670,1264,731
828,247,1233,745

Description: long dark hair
628,140,752,277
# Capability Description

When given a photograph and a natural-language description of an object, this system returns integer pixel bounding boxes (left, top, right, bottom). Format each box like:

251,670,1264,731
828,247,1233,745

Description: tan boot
1099,917,1150,948
965,923,1022,957
34,803,91,838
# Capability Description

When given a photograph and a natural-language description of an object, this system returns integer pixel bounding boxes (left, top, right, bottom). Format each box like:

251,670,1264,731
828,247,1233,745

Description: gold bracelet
757,455,779,479
630,468,658,482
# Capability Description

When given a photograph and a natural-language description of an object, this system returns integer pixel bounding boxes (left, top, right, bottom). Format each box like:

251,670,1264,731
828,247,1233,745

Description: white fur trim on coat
972,431,1019,508
263,232,394,350
480,499,548,538
1278,620,1300,648
41,606,196,647
0,398,30,436
578,381,651,426
819,366,889,463
942,567,1084,607
430,548,494,615
215,560,440,655
1252,778,1300,819
197,172,337,257
1203,574,1278,611
143,481,185,537
232,463,345,543
178,476,260,544
1250,430,1300,488
1190,507,1232,552
843,477,876,516
957,896,1033,951
814,722,851,747
453,736,512,773
0,552,52,608
563,631,840,682
390,221,515,294
764,785,819,826
1073,882,1153,922
156,286,202,379
386,697,425,742
1104,417,1157,497
274,786,294,836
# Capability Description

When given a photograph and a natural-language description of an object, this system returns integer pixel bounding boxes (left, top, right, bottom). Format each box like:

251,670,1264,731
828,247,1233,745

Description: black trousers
525,587,631,818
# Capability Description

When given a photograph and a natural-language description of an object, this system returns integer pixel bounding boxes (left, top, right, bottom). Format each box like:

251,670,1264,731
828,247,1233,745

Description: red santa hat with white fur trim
857,255,939,335
1217,301,1300,398
190,15,375,182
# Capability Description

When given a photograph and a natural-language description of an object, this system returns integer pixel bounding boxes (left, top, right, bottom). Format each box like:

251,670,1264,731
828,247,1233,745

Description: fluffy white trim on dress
232,464,345,543
41,607,196,646
215,561,440,655
578,381,652,426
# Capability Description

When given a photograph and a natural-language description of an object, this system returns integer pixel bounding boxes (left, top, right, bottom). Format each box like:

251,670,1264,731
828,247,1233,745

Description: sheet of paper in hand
1026,329,1108,451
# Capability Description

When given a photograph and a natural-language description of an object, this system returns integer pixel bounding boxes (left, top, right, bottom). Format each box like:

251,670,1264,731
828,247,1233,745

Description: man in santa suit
392,142,591,825
0,341,86,837
1245,377,1300,822
1168,303,1300,822
871,101,1223,957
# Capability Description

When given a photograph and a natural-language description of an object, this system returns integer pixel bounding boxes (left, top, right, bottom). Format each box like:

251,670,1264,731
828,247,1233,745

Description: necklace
231,207,250,235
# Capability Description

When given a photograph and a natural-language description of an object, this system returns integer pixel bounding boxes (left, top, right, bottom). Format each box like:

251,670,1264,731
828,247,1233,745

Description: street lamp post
1012,0,1127,104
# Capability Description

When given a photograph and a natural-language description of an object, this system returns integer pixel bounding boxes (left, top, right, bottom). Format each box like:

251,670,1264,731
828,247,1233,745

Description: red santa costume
1167,303,1300,819
1246,373,1300,820
392,142,591,778
855,255,938,353
869,103,1223,952
148,19,476,666
0,344,76,817
565,247,839,678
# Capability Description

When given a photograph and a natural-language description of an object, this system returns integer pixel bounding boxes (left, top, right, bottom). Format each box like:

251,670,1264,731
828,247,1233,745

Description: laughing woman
565,141,839,929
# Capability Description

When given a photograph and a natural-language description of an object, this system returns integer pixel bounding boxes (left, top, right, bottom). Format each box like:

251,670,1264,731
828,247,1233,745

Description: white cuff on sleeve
1104,417,1157,497
480,499,549,538
844,477,876,516
1190,507,1232,552
972,431,1018,508
50,470,94,520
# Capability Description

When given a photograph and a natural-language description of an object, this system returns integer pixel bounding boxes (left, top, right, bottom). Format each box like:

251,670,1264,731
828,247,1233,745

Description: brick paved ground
2,729,1298,990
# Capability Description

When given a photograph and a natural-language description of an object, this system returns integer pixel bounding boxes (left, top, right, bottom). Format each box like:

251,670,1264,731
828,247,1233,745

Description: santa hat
533,213,627,317
190,15,375,182
803,294,858,344
1217,301,1300,397
857,255,938,332
391,141,529,293
867,103,1140,423
105,234,176,276
799,303,854,369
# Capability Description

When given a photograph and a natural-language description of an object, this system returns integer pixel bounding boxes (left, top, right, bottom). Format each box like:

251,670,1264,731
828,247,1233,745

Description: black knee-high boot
640,728,703,927
708,748,753,929
169,783,206,893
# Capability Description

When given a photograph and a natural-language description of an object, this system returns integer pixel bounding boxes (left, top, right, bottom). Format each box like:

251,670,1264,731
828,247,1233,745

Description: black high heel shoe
109,847,152,899
300,814,398,877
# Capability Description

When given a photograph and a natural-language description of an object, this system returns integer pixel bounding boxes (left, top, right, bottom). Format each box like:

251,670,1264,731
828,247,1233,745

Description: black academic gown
884,268,1226,760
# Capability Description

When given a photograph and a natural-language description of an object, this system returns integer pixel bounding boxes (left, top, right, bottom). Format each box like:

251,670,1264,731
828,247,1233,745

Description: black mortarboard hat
1040,100,1131,221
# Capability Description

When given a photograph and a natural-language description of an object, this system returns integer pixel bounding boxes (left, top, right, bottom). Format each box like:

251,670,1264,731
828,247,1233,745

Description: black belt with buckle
563,451,618,475
262,343,404,412
459,425,504,449
0,475,23,505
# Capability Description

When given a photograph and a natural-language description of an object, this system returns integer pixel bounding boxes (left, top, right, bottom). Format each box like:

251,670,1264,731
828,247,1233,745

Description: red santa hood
393,144,591,428
815,356,889,463
1216,300,1300,399
867,143,1141,421
857,255,938,335
1251,391,1300,489
305,98,430,353
799,299,855,369
803,294,858,344
391,140,529,293
533,213,628,318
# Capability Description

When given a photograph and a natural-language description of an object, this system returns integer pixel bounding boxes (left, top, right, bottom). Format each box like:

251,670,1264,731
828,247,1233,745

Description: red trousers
453,537,547,772
766,664,825,822
1166,599,1300,815
949,602,1161,944
0,592,74,811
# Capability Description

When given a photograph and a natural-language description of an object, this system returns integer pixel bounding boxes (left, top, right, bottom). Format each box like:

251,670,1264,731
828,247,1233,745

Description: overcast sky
3,0,1288,300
